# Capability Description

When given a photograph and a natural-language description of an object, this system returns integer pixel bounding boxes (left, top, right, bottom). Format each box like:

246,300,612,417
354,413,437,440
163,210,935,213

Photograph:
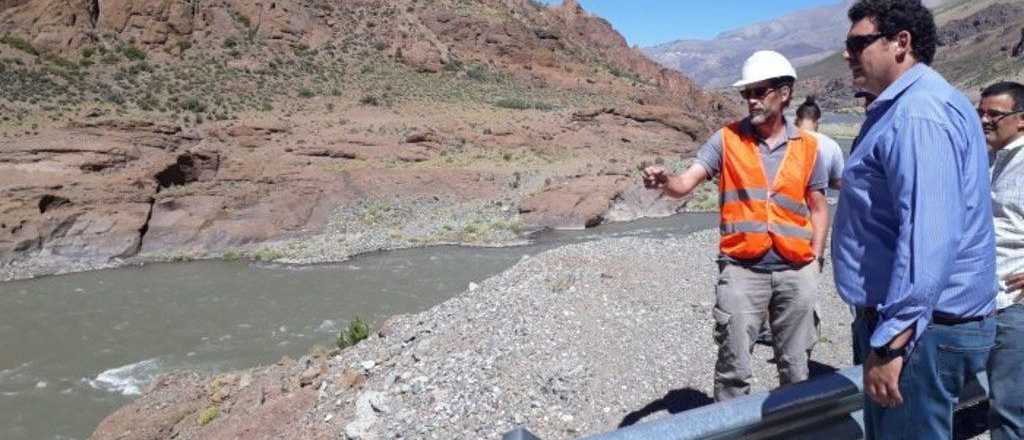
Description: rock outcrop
0,0,738,280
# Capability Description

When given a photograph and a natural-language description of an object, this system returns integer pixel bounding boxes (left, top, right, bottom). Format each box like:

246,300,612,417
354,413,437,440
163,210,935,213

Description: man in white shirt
795,96,844,189
980,81,1024,440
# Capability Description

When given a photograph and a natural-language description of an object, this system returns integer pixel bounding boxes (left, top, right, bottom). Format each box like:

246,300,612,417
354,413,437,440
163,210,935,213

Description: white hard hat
732,50,797,88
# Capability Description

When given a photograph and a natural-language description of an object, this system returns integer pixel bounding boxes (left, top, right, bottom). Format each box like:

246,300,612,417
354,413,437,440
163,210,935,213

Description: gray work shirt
810,131,845,188
694,116,829,271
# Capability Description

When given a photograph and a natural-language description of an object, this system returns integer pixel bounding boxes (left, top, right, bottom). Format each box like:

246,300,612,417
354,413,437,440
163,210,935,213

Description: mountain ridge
643,0,953,88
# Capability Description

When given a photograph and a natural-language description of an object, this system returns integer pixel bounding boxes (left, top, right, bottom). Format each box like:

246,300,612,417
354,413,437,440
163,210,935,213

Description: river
0,212,718,440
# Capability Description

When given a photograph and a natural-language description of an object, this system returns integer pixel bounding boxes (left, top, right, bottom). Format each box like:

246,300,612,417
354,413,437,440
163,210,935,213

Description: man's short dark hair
848,0,937,65
981,81,1024,112
796,96,822,122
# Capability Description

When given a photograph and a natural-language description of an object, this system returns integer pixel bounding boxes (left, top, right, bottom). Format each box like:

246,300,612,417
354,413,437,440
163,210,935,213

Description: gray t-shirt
810,131,844,188
694,117,828,270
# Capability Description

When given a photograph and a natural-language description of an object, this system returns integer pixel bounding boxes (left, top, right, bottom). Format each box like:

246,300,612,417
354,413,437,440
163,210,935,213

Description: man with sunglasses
831,1,997,438
980,81,1024,440
642,50,830,401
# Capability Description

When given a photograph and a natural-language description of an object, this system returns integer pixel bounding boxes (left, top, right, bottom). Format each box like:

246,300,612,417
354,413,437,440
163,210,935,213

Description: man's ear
895,30,912,62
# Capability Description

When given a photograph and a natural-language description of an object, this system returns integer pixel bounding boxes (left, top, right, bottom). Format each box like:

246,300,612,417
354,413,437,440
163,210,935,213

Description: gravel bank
319,229,854,439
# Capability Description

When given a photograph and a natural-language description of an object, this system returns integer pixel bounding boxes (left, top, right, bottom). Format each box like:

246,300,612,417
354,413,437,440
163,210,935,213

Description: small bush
176,40,192,54
494,97,553,111
197,406,219,426
0,34,37,55
298,88,315,98
182,97,207,113
465,64,489,81
80,47,96,58
223,38,238,49
336,317,370,349
120,45,147,61
359,94,382,106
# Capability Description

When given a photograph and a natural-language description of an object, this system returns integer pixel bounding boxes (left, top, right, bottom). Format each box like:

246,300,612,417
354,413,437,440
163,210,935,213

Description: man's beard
749,110,770,125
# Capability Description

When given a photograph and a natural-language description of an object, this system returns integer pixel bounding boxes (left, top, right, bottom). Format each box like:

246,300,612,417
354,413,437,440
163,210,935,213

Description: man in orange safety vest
642,50,830,401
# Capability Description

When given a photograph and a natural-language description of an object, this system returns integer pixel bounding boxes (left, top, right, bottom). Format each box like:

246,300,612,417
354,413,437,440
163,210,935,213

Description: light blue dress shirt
831,63,996,349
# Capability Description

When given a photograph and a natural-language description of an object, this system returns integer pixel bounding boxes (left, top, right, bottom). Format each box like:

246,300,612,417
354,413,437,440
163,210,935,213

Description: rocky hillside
641,0,954,88
0,0,739,280
801,0,1024,110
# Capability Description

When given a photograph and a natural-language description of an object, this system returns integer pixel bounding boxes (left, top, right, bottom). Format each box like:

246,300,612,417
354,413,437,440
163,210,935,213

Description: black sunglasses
845,33,887,55
977,108,1023,124
740,85,779,100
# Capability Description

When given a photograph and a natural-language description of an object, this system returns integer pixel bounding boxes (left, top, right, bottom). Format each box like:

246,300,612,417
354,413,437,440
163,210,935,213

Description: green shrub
126,61,152,76
197,405,219,426
182,97,207,113
494,97,554,111
336,317,370,349
120,44,147,61
443,58,463,72
0,34,37,55
176,40,192,54
298,88,315,98
80,47,96,58
43,54,77,70
222,38,237,49
465,64,489,81
359,94,382,106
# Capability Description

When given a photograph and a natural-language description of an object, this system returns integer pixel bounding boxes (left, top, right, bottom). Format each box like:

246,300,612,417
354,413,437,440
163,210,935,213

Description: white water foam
86,358,161,395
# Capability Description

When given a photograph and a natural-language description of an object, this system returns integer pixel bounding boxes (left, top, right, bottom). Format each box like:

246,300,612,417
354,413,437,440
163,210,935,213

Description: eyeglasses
740,86,779,100
977,108,1023,124
845,33,886,56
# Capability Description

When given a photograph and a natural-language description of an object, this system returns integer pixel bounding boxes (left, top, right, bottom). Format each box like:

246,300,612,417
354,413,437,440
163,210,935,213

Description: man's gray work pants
712,262,819,401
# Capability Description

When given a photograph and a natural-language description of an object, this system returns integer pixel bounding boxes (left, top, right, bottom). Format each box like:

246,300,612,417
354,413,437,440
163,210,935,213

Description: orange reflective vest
719,121,818,264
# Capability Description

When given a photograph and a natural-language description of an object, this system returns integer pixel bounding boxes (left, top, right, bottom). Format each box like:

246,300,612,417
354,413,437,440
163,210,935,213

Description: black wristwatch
872,344,907,359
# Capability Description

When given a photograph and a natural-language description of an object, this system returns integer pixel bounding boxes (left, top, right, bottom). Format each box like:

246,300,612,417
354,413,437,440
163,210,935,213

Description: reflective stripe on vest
718,121,819,264
720,221,813,240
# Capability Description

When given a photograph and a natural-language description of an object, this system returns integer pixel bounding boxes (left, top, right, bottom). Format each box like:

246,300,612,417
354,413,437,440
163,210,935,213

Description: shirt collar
866,62,930,112
1003,135,1024,152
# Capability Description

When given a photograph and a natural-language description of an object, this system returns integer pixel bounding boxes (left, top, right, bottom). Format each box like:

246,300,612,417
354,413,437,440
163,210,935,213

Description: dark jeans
853,314,996,440
989,304,1024,440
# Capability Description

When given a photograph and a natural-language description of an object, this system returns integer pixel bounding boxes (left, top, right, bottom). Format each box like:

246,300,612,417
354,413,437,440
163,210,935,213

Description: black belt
857,307,991,325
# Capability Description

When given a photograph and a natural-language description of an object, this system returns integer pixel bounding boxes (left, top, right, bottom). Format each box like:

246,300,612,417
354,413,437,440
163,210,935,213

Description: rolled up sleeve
694,129,724,178
871,117,964,350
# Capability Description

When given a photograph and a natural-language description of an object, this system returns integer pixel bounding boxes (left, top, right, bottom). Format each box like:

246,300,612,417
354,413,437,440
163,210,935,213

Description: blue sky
539,0,843,47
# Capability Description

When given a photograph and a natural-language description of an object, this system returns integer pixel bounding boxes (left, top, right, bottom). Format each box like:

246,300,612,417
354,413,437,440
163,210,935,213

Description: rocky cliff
0,0,739,280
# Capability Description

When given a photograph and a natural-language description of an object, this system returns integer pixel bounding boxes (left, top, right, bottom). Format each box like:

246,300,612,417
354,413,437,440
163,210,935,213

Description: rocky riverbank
90,229,858,440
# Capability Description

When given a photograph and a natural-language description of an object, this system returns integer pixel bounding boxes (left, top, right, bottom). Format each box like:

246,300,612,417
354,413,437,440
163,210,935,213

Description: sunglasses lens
846,34,882,54
741,87,768,99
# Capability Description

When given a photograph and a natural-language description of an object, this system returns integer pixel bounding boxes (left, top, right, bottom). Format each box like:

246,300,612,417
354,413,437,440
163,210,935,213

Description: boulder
519,175,632,229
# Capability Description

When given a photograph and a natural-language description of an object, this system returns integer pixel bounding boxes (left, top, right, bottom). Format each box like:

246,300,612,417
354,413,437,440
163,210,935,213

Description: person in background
795,96,844,189
832,1,997,438
979,80,1024,440
642,50,829,401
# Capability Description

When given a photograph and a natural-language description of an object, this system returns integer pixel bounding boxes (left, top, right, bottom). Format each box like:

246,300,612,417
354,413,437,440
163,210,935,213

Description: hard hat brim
732,75,797,89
